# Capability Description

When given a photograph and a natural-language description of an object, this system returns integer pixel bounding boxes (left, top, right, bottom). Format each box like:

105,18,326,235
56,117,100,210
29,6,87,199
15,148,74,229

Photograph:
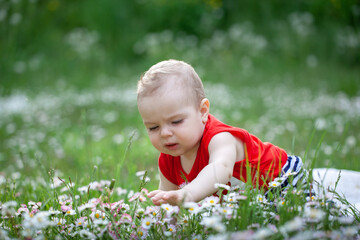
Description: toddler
137,59,310,206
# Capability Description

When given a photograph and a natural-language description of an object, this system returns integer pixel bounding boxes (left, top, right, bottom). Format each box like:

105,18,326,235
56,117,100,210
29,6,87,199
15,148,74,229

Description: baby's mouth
165,143,179,150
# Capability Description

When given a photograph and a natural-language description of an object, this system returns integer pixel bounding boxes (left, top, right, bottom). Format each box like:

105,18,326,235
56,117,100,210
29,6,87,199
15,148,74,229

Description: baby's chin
164,151,181,157
160,149,181,157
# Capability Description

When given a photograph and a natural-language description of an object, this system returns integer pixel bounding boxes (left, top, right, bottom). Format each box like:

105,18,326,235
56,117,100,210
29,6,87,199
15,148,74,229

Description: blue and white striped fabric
266,155,314,197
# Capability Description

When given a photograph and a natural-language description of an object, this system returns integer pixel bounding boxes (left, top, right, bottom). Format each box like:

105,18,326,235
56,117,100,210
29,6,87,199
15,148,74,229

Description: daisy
23,211,52,230
283,171,298,178
119,213,133,224
217,207,233,219
64,209,76,216
141,216,154,229
256,194,267,203
144,206,160,217
115,187,127,196
52,217,66,226
192,234,203,240
268,180,281,188
183,202,202,214
252,227,275,239
161,203,179,216
214,183,231,191
78,202,95,213
200,216,226,232
303,207,325,223
75,216,88,228
1,201,17,216
48,207,61,215
136,226,149,239
279,216,303,233
202,196,220,208
93,216,109,226
164,224,176,236
17,204,29,216
79,229,96,239
136,208,145,216
90,210,105,221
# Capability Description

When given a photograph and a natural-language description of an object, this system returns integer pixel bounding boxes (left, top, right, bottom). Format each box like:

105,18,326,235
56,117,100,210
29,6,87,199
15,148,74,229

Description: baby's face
138,82,205,159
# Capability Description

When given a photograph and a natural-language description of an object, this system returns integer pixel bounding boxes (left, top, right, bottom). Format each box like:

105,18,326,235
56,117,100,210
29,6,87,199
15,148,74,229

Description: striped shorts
265,155,314,197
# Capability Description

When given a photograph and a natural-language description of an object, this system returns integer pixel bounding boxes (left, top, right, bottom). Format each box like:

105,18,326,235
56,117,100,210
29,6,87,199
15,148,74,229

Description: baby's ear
199,98,210,124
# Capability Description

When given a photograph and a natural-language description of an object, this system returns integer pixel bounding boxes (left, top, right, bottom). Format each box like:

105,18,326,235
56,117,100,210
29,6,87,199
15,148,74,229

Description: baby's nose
160,126,172,137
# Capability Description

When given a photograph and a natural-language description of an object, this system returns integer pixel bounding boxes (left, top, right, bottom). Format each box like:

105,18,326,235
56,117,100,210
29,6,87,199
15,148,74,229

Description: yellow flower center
95,213,100,219
78,222,82,225
66,210,71,214
152,212,156,216
165,207,169,211
169,228,173,232
210,200,214,204
146,221,150,226
57,221,61,225
138,231,143,236
189,207,194,211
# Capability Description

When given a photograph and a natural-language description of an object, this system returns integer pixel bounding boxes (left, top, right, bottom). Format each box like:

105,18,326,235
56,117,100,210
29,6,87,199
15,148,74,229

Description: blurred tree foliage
0,0,359,89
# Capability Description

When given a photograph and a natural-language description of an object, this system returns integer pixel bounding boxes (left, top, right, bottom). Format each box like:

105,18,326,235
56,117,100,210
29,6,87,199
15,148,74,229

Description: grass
1,61,359,237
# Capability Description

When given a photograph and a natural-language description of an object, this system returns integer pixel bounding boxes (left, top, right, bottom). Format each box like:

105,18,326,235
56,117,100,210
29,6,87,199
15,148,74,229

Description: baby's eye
148,126,158,131
172,119,183,125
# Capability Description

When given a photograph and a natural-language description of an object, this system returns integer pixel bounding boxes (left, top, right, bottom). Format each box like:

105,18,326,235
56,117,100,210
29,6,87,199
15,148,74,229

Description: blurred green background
0,0,359,195
1,0,359,93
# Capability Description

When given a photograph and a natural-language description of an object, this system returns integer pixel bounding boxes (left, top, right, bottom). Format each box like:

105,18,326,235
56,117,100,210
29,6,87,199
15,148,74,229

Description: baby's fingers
147,190,162,198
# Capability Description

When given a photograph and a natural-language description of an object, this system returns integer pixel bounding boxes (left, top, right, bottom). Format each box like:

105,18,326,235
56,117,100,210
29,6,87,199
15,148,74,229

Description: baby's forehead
141,80,197,106
155,80,193,100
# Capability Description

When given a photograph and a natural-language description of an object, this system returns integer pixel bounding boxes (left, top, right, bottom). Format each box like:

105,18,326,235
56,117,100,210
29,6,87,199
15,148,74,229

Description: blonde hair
137,59,205,106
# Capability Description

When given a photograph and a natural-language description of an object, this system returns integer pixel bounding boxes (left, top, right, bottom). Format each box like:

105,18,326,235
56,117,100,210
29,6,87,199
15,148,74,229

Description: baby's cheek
149,136,158,146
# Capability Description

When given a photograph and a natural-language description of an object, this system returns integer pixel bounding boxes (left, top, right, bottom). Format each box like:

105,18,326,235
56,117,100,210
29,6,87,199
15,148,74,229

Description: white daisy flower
52,217,66,226
161,203,179,216
268,180,281,188
90,210,105,220
200,216,226,232
183,202,202,214
303,207,325,222
202,196,220,208
141,216,154,229
75,217,88,228
279,216,303,233
214,183,231,191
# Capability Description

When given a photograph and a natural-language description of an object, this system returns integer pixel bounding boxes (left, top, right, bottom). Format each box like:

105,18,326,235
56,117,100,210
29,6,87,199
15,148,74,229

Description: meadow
1,0,360,239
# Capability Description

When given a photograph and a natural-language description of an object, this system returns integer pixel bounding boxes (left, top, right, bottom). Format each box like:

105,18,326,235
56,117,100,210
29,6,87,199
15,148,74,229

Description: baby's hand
147,190,167,205
147,189,192,206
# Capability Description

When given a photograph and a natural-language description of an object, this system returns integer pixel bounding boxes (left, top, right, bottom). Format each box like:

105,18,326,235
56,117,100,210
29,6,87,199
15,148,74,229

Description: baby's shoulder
209,132,244,150
208,132,245,160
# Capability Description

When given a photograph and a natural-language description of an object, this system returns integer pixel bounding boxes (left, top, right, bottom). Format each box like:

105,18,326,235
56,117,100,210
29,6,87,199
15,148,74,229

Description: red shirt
159,114,288,190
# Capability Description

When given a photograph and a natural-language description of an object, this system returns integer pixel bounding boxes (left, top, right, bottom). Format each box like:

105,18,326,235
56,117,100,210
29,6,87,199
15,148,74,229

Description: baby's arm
180,132,243,202
148,132,243,205
147,171,178,205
